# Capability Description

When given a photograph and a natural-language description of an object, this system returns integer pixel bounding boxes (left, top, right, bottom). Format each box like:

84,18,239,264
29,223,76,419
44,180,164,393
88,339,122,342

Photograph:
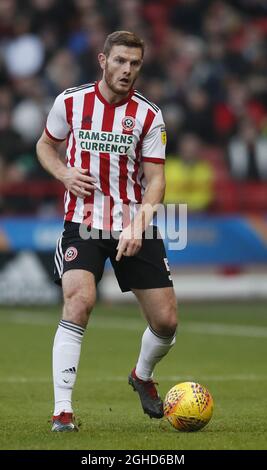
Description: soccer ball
163,381,214,432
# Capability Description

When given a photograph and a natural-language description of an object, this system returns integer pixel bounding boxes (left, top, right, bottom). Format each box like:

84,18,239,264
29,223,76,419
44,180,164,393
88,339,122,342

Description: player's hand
116,225,143,261
61,167,97,198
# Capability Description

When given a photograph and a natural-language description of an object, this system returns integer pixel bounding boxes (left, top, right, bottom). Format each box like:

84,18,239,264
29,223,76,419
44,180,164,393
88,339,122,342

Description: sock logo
62,367,76,374
62,367,76,384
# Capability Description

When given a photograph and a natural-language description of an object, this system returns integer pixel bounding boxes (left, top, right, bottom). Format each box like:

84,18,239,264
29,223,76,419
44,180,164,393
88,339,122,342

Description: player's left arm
131,161,166,232
116,110,166,261
116,162,165,261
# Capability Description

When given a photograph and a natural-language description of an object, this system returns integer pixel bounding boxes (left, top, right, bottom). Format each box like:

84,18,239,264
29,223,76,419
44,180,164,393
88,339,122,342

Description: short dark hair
103,31,144,58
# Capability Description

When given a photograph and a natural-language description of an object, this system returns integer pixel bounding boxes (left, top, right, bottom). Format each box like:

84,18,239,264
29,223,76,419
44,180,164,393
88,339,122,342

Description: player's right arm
36,132,96,198
36,91,96,198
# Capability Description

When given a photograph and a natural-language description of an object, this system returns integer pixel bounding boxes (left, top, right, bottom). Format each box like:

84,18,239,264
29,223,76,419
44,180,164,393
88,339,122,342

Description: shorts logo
164,257,172,281
164,257,170,272
65,247,78,262
122,116,135,131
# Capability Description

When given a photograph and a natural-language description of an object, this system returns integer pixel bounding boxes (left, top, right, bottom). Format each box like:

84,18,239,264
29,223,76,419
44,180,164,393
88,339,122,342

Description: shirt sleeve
141,110,166,164
45,92,70,141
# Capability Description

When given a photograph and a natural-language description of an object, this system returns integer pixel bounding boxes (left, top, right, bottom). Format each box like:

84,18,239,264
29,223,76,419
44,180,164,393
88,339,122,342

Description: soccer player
36,31,177,432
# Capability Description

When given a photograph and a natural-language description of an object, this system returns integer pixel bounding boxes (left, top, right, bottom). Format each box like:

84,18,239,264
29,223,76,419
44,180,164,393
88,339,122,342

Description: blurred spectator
45,49,82,94
182,88,216,144
164,134,215,211
0,86,27,179
0,0,17,38
12,99,45,144
227,119,267,181
3,34,44,78
162,104,184,154
214,77,267,142
169,0,209,36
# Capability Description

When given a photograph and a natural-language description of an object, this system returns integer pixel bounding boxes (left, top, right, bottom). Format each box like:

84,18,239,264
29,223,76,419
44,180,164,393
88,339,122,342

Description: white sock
135,326,176,381
53,320,85,415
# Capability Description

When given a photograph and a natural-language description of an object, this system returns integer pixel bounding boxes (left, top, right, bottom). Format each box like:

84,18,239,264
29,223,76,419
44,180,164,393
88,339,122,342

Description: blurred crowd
1,0,267,215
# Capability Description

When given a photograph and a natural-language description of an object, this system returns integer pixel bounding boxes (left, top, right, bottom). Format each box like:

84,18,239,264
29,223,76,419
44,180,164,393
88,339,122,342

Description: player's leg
128,286,177,419
110,229,176,418
113,231,177,379
52,270,96,431
52,222,107,430
132,286,177,380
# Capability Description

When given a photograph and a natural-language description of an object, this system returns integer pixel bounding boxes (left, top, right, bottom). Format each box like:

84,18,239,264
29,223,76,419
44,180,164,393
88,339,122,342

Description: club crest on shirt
65,247,78,262
122,116,135,131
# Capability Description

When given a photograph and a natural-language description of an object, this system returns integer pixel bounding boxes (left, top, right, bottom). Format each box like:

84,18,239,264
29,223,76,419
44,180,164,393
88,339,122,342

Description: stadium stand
1,0,267,214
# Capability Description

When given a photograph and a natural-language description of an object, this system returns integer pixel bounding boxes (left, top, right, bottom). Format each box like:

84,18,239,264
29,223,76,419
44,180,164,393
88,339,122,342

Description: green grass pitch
0,301,267,450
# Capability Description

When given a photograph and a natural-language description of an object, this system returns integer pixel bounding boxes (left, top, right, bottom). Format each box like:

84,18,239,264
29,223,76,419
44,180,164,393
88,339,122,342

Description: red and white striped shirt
46,81,166,230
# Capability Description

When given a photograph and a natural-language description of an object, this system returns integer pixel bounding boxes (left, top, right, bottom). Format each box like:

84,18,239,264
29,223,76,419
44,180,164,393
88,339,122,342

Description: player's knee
165,298,178,332
64,290,95,324
166,298,178,331
153,304,178,337
159,319,177,337
167,314,178,335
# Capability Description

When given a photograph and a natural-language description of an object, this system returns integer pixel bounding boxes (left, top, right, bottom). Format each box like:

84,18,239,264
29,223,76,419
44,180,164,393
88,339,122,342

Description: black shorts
54,222,173,292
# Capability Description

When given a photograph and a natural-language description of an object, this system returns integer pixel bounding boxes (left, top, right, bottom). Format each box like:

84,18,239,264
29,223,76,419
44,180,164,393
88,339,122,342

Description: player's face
102,45,143,96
